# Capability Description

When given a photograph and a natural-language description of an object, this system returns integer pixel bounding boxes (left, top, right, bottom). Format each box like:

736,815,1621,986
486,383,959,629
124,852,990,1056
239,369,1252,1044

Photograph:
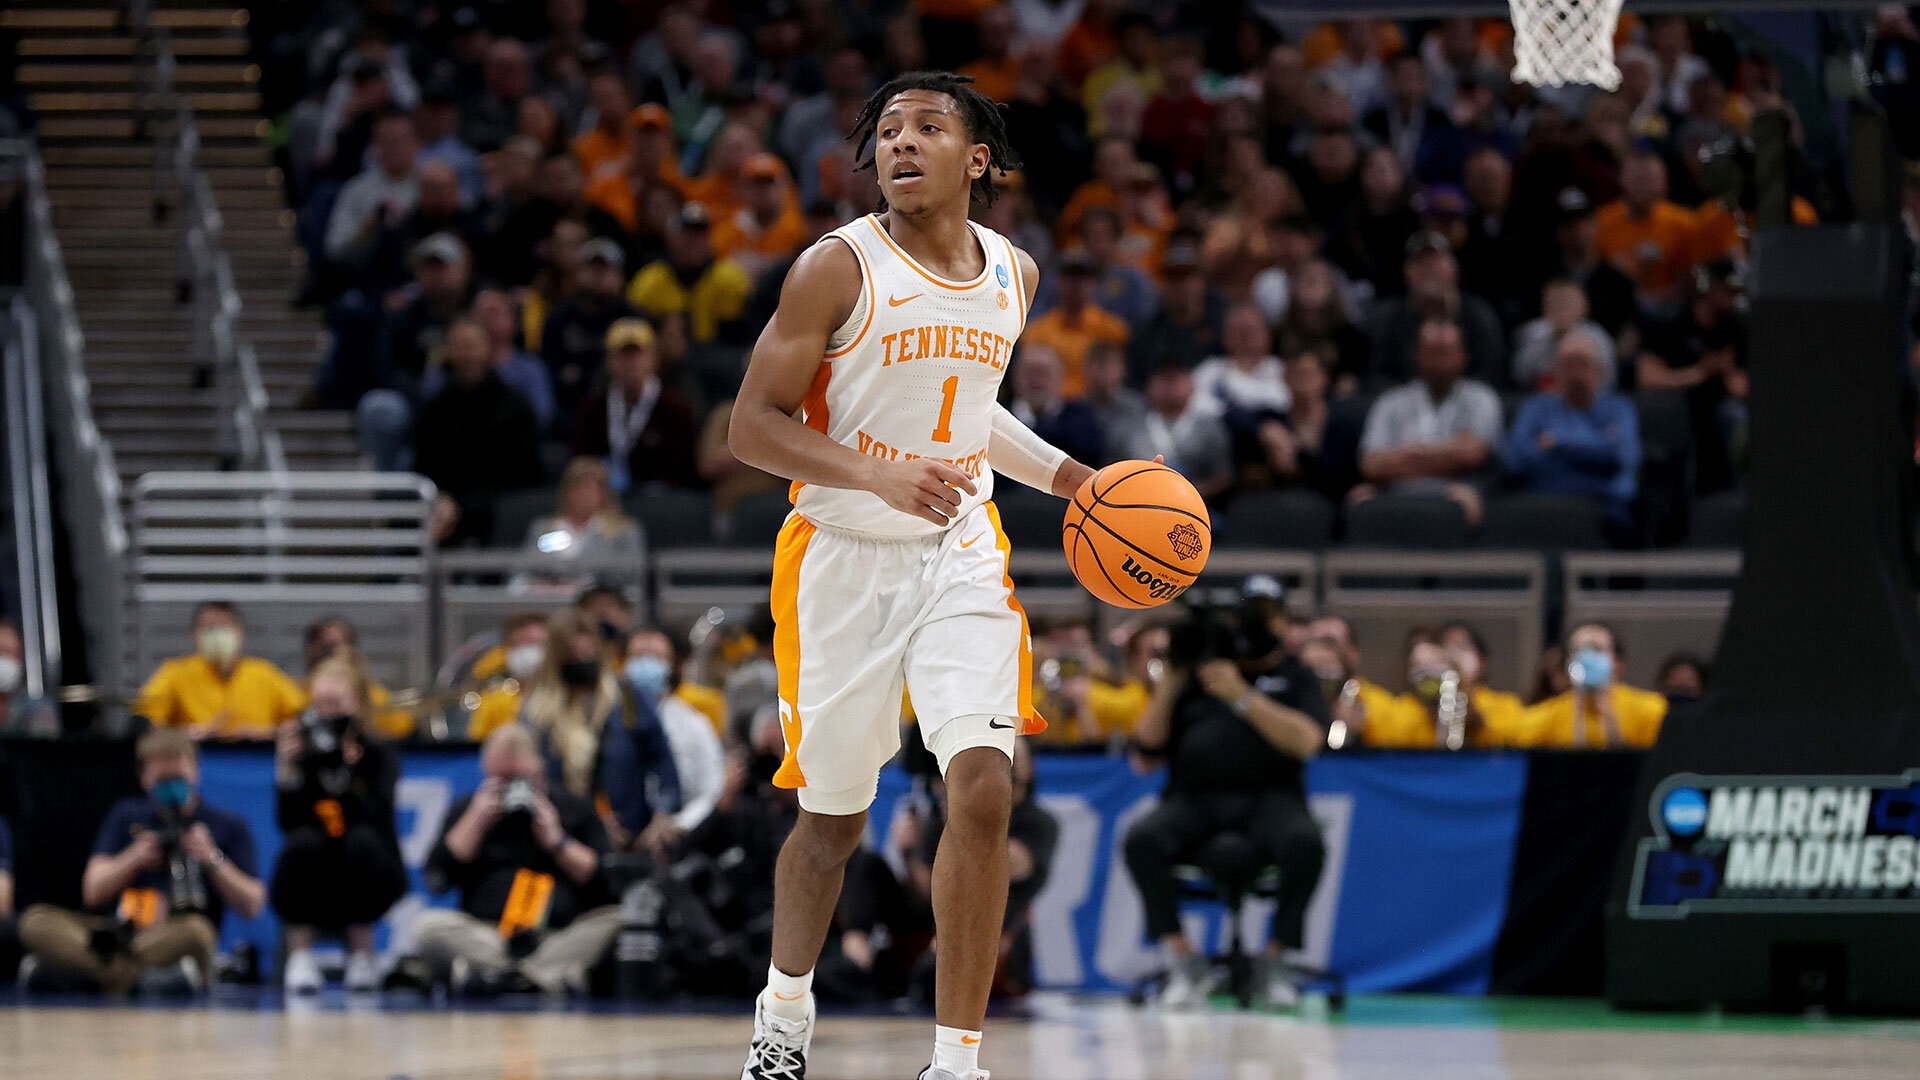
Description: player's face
874,90,988,214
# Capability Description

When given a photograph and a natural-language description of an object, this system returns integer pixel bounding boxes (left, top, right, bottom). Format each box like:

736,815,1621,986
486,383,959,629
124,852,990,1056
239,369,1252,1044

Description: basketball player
729,73,1094,1080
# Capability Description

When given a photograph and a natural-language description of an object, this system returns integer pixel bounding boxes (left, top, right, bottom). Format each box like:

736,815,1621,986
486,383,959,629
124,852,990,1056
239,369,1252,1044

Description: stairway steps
18,62,256,86
42,143,261,166
37,113,267,141
20,36,250,58
31,90,262,113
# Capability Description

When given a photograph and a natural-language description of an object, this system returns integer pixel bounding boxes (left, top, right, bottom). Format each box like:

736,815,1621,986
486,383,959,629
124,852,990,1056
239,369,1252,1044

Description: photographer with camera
18,730,263,995
271,657,408,993
1124,579,1330,1010
416,725,619,995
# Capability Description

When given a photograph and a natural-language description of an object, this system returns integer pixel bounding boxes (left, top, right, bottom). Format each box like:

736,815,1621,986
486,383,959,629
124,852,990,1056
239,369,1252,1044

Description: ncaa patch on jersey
995,263,1011,288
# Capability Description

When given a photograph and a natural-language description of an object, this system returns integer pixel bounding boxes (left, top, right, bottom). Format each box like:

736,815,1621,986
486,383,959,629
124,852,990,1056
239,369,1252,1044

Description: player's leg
745,517,913,1080
904,504,1034,1078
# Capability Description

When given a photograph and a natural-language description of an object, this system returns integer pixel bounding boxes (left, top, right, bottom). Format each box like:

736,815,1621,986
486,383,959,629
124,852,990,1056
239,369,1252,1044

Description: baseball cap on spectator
1404,229,1452,260
678,202,712,230
630,103,672,132
743,153,788,182
1555,186,1594,223
579,236,625,272
1242,574,1286,602
605,318,656,350
1415,184,1470,218
413,232,468,266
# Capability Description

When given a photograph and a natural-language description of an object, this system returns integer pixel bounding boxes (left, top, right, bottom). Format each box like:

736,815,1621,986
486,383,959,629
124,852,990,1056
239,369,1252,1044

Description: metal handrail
3,299,57,698
135,12,288,476
8,139,131,714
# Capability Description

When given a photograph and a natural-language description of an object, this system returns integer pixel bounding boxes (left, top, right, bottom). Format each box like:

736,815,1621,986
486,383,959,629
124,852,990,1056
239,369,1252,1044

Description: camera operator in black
1124,578,1329,1010
417,724,619,994
271,656,407,993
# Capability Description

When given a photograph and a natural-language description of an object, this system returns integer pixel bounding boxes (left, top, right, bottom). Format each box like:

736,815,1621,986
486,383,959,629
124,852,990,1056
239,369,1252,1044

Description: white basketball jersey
790,213,1029,537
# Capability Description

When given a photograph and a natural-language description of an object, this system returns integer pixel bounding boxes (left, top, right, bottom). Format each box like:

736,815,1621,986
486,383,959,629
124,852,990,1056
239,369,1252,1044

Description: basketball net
1509,0,1626,90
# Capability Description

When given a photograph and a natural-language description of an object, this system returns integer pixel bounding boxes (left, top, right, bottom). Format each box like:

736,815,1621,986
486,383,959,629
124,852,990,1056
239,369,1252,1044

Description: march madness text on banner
1630,770,1920,918
199,747,1529,993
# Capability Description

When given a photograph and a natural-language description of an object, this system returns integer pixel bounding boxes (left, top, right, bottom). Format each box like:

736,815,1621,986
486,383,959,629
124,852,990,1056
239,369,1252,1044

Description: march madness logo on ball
1167,523,1203,561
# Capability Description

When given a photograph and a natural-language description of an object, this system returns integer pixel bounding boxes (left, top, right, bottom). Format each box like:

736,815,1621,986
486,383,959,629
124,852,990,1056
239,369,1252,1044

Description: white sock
762,963,813,1022
932,1024,982,1075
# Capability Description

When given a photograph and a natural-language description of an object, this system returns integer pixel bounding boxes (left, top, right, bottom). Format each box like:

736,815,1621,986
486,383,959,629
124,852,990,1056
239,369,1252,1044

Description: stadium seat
1216,489,1336,549
627,490,716,550
1344,494,1471,548
489,487,558,549
1477,491,1608,550
1635,389,1694,546
991,488,1064,550
728,490,796,547
1687,490,1746,548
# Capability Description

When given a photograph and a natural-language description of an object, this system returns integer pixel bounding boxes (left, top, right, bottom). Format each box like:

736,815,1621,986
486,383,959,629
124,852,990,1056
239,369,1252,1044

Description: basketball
1062,461,1212,609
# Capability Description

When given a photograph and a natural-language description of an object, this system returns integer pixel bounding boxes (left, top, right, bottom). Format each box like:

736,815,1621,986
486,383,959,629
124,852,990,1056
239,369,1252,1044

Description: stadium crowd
250,0,1920,551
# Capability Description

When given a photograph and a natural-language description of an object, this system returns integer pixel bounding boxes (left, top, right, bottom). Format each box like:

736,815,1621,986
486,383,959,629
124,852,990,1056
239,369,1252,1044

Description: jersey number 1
930,375,958,444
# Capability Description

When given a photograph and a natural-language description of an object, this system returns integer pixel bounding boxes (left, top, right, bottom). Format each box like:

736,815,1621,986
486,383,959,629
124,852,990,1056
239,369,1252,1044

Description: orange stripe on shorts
771,514,818,787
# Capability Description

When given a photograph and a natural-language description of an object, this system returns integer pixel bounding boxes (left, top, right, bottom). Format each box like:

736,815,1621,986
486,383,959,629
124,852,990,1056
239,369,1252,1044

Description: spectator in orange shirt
680,123,761,225
955,5,1020,103
1594,151,1698,308
1691,194,1818,268
1056,134,1135,244
1058,0,1127,90
583,104,686,232
1116,160,1173,276
711,153,806,281
1025,251,1131,397
570,71,633,180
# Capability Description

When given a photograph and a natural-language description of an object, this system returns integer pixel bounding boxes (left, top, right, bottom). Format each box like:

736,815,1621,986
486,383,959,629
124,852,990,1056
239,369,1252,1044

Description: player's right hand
869,458,978,525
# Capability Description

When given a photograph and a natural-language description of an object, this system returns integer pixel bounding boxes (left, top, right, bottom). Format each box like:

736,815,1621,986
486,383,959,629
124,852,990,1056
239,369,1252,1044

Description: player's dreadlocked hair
846,71,1023,211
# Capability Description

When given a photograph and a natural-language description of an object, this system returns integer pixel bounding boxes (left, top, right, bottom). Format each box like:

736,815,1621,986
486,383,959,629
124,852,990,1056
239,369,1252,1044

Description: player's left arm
995,246,1096,498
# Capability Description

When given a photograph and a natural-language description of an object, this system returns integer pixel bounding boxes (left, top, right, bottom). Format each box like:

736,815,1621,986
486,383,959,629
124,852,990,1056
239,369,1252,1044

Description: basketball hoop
1509,0,1626,90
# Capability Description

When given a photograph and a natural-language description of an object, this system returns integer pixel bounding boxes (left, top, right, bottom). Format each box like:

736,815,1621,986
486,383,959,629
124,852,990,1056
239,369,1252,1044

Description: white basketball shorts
768,502,1047,816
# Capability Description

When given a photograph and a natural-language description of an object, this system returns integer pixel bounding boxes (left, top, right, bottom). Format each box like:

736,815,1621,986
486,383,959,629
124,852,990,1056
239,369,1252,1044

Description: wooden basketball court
3,993,1917,1079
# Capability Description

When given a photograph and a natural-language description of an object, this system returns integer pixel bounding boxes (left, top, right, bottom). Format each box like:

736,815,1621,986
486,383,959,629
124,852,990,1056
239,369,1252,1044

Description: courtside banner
871,751,1530,994
199,746,1527,992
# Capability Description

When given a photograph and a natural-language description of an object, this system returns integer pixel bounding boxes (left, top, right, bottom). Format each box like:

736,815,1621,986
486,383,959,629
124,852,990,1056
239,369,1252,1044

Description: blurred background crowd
245,0,1920,551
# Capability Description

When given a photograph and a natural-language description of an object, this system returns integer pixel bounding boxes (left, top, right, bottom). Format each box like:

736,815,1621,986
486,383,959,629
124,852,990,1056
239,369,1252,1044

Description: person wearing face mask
1363,626,1527,749
418,725,620,995
1654,651,1710,705
134,602,308,739
18,730,264,994
1299,614,1401,746
270,657,408,994
0,617,56,736
621,629,724,856
302,617,415,740
467,612,553,741
1518,621,1668,749
518,609,680,847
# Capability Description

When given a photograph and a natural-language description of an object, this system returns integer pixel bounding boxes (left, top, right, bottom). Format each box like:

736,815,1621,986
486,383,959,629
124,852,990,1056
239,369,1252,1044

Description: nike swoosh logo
988,718,1014,730
961,1034,982,1045
773,991,804,1001
958,531,987,548
888,292,923,307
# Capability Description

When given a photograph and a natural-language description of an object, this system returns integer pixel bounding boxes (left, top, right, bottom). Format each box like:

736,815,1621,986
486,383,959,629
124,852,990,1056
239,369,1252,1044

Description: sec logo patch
995,263,1011,288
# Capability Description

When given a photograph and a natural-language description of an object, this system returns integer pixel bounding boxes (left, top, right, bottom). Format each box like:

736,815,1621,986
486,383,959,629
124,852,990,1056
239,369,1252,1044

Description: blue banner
196,747,1526,992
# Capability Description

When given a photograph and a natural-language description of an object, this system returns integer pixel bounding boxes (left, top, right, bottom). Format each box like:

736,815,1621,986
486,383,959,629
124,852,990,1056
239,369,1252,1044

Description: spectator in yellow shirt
1362,627,1528,749
301,617,415,739
1087,625,1169,740
1519,622,1668,749
465,612,551,742
626,201,752,344
1301,614,1400,740
135,602,306,739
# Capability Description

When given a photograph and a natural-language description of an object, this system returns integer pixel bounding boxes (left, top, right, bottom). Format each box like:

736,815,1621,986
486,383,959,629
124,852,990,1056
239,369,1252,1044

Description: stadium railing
1323,551,1549,694
6,137,130,716
1563,551,1741,687
5,293,62,701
